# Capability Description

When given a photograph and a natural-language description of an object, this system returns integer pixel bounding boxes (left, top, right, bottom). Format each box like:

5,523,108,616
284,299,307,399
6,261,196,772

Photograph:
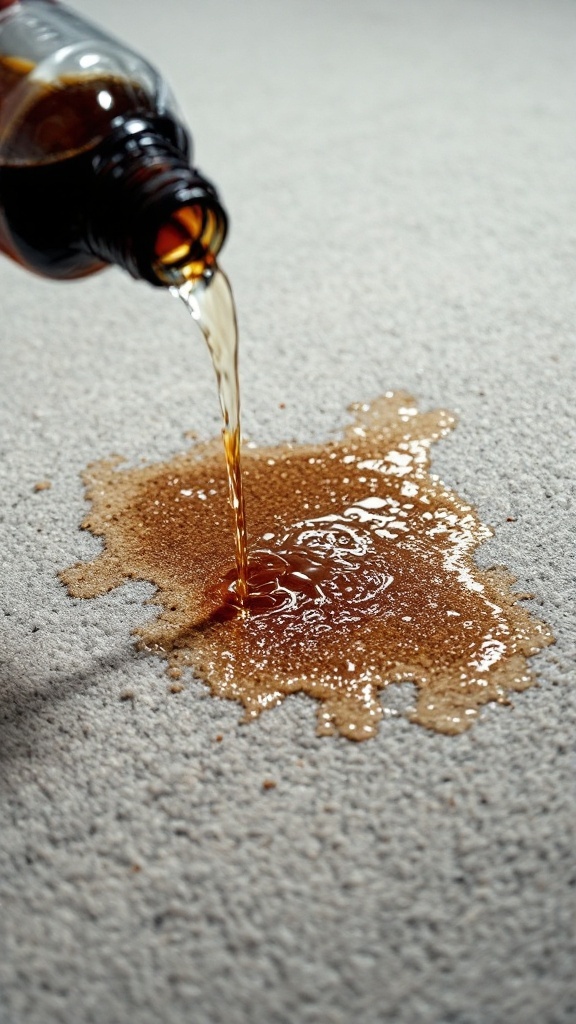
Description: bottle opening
152,201,227,285
82,115,228,286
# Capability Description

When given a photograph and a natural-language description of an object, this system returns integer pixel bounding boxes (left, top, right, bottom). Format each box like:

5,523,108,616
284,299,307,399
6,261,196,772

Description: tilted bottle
0,0,227,286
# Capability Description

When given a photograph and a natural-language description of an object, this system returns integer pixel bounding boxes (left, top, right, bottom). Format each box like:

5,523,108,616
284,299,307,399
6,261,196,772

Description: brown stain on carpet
61,393,553,740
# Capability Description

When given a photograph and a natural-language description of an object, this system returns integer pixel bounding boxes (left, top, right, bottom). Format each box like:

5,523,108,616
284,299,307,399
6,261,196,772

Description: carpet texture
1,1,575,1022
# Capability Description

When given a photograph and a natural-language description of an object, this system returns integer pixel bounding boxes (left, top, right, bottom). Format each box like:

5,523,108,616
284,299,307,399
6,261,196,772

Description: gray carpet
1,1,575,1022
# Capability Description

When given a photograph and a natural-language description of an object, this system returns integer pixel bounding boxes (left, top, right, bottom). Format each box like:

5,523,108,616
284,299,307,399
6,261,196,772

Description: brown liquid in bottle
61,387,553,740
0,69,158,274
0,55,34,117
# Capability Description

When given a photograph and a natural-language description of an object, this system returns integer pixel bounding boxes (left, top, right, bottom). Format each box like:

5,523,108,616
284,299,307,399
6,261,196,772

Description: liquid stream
172,267,248,604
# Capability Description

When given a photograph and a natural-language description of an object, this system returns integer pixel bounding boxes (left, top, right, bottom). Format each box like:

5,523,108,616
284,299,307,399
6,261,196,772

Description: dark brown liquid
0,55,34,119
0,68,156,161
61,392,553,740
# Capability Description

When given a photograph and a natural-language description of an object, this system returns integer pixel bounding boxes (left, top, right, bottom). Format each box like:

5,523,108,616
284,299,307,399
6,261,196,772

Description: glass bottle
0,0,227,286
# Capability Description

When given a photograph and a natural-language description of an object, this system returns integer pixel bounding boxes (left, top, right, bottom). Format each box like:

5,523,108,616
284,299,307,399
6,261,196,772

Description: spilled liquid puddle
61,393,553,740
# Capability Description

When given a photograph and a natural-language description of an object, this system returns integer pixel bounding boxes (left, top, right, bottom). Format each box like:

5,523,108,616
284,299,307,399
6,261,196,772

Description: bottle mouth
151,198,227,286
85,116,228,286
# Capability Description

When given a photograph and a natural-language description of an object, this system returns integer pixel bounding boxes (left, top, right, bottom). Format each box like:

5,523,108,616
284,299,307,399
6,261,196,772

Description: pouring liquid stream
171,268,249,606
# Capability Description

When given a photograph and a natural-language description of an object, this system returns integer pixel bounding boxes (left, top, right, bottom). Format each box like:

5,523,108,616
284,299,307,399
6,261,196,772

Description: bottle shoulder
1,72,166,164
0,0,182,163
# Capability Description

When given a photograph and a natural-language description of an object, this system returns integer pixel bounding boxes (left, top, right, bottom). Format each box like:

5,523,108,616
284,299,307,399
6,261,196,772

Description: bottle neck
83,117,227,287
